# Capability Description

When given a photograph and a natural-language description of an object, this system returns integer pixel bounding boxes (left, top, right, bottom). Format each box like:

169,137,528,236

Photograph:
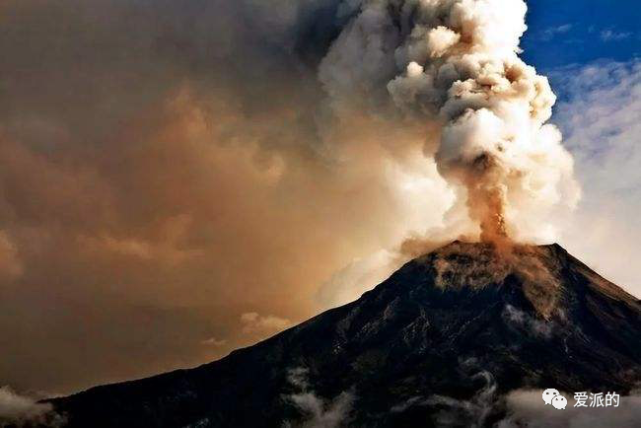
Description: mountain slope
49,242,641,427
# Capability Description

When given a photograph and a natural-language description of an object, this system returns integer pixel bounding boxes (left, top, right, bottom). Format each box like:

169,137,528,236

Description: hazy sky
0,0,639,396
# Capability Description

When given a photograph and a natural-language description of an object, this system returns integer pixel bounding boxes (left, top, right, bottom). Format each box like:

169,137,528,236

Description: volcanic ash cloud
320,0,581,243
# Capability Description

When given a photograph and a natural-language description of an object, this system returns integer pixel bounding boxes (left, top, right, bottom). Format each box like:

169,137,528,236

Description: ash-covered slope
49,242,641,427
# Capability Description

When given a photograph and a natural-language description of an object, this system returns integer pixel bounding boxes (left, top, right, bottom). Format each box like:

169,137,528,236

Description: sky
523,0,641,70
0,0,639,396
522,0,641,295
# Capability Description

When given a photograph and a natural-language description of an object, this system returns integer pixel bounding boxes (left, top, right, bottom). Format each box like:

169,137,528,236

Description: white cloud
600,30,633,42
283,368,354,428
539,24,573,41
240,312,291,335
0,386,62,426
390,359,498,427
200,337,227,347
551,60,641,297
498,389,641,428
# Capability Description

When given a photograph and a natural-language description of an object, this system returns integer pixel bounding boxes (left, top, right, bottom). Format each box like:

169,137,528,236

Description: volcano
47,242,641,427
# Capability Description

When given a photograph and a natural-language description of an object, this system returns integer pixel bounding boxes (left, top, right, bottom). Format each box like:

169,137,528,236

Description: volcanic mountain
46,242,641,427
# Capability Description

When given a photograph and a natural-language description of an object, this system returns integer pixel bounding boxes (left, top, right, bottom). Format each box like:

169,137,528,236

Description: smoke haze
0,0,590,394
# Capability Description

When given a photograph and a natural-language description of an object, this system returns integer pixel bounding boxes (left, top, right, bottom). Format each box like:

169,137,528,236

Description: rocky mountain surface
45,242,641,427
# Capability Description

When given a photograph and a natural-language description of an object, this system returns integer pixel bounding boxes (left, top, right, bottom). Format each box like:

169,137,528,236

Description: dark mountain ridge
46,241,641,427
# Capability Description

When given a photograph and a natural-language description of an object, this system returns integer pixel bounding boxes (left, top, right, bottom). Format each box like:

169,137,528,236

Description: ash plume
320,0,580,243
0,0,581,393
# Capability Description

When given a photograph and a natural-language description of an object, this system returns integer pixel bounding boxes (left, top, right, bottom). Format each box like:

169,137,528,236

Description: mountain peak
49,241,641,428
409,240,565,318
396,240,636,319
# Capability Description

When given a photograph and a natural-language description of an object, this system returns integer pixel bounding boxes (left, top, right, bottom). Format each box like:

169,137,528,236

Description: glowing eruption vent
320,0,580,243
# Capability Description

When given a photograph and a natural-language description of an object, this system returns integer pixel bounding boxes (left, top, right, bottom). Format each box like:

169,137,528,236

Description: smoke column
319,0,580,243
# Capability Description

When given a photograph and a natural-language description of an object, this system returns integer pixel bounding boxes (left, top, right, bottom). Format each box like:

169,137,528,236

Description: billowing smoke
319,0,580,243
